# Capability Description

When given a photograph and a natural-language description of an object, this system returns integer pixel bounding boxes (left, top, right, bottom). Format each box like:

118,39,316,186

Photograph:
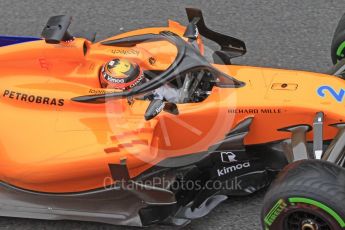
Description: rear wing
186,8,246,64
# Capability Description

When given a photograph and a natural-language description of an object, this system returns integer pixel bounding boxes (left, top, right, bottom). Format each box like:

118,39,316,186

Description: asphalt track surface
0,0,344,229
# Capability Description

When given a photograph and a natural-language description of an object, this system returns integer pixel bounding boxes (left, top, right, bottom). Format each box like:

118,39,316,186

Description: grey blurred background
0,0,343,229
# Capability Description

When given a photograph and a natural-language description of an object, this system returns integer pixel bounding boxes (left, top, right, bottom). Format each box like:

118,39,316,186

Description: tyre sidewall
262,160,345,230
331,30,345,64
262,195,344,230
332,13,345,63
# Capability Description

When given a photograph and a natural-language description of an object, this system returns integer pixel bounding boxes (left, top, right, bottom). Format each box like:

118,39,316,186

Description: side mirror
144,100,179,121
41,15,74,44
144,99,165,121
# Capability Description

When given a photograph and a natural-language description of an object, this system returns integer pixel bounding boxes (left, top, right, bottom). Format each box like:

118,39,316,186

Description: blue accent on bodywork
317,85,345,102
0,35,41,47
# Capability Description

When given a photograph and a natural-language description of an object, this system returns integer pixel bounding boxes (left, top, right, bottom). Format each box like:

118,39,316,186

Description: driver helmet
100,58,144,90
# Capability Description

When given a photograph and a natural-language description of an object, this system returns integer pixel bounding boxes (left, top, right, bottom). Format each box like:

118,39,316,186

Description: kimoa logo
217,162,251,177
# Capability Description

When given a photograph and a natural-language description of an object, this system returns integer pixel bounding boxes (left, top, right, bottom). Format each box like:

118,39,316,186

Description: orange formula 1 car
1,8,345,230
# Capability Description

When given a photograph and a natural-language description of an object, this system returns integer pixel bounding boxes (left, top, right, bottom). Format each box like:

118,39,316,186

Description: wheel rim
285,211,331,230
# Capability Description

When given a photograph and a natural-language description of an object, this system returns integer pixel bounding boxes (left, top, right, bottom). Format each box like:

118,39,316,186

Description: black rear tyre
331,13,345,64
261,160,345,230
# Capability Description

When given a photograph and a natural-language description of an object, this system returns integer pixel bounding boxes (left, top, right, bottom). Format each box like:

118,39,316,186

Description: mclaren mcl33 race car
1,8,345,230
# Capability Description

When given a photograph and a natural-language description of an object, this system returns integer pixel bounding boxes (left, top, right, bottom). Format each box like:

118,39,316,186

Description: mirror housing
144,99,165,121
41,15,74,44
144,100,179,120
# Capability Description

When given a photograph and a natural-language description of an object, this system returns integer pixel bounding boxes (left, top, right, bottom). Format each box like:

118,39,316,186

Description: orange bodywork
0,20,343,193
